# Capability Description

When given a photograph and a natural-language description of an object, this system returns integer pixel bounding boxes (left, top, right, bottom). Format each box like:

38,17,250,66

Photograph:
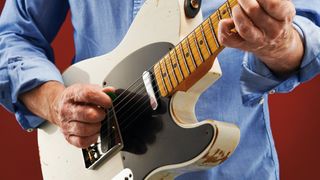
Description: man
0,0,319,179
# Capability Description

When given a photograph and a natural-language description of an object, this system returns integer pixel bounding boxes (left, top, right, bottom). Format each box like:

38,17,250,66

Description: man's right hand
20,81,114,148
49,84,114,148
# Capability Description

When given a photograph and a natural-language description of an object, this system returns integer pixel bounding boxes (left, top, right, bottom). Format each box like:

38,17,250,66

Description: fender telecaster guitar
38,0,240,179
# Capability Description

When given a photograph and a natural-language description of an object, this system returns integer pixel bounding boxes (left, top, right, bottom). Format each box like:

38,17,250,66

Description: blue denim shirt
0,0,319,179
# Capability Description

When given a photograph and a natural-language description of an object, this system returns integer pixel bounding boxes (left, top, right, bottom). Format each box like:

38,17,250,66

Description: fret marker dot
222,10,227,15
163,73,167,77
186,52,189,57
173,63,177,68
199,40,203,45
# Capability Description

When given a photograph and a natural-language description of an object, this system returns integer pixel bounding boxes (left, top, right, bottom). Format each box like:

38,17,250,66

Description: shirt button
269,89,276,94
259,97,264,104
27,128,34,132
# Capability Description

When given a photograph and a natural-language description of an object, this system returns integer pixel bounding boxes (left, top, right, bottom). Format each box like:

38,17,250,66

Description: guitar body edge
38,0,240,179
146,63,240,180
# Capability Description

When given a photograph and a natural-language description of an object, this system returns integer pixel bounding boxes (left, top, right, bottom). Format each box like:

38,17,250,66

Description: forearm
19,81,65,124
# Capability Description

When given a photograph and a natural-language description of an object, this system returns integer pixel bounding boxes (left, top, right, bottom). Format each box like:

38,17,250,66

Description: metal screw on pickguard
190,0,200,9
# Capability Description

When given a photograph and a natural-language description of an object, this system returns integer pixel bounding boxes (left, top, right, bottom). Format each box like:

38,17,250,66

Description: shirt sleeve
0,1,69,130
240,4,320,106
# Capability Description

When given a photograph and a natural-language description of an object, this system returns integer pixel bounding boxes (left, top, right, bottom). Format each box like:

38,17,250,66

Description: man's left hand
218,0,304,76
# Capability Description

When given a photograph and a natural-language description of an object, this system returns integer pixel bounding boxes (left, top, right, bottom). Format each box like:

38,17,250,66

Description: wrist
46,82,65,125
256,26,304,76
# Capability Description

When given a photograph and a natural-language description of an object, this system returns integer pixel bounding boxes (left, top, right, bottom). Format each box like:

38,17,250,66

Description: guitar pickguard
38,0,240,179
103,42,215,180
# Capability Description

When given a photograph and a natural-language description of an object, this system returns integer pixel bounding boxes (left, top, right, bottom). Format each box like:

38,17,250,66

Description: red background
0,1,319,179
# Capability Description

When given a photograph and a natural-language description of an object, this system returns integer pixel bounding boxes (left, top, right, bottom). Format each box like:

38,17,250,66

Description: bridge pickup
142,71,159,110
82,106,123,169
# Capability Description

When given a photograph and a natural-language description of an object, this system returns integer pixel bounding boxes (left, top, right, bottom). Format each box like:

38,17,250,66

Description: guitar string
98,46,227,149
105,29,211,112
101,0,234,106
95,8,234,143
107,0,236,105
102,23,221,116
97,13,227,139
99,17,224,125
99,52,219,140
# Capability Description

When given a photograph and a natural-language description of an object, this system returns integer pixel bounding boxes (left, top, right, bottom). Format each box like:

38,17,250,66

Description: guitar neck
154,0,238,97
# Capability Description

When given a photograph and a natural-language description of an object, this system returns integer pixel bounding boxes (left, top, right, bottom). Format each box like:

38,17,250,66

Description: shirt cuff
7,56,63,130
240,15,320,106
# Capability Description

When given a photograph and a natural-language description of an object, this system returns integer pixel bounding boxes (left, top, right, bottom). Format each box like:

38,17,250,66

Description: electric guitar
38,0,240,179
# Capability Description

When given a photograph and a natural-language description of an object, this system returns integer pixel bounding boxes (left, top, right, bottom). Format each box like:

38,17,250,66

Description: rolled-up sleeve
0,1,69,130
240,4,320,106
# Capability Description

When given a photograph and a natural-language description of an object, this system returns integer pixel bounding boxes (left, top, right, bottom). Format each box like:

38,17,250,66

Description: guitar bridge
82,107,123,169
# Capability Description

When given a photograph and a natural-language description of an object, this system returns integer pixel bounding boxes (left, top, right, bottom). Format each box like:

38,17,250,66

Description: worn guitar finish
38,0,240,179
102,42,214,180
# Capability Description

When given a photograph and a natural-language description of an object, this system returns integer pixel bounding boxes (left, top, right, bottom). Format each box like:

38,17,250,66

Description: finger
218,19,263,52
218,18,245,48
257,0,296,21
67,133,100,148
61,103,106,123
238,0,285,40
69,84,112,108
62,121,101,137
232,5,264,44
102,86,116,93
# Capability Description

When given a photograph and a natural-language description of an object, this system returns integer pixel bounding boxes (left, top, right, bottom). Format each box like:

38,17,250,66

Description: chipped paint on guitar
38,0,240,179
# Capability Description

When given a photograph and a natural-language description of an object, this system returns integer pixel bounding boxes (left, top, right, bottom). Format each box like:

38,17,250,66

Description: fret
226,0,233,17
219,3,231,19
199,25,212,56
192,32,204,63
169,50,184,83
194,26,211,60
164,55,178,88
202,19,219,53
153,63,168,97
217,10,222,20
176,44,190,78
186,39,198,68
152,0,239,97
208,17,220,48
187,33,203,67
210,13,220,37
160,59,173,93
181,39,196,72
229,0,238,7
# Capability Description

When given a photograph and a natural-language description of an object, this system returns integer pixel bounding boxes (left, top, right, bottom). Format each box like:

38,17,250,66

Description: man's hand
218,0,304,76
49,84,114,148
20,81,114,148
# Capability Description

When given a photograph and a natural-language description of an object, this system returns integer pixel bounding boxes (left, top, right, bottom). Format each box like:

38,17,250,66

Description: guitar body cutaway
38,0,240,179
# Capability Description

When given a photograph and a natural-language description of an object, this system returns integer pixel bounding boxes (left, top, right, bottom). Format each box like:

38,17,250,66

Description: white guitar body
38,0,240,179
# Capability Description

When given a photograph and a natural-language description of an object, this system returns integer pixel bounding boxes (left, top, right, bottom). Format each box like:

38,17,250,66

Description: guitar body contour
38,0,240,179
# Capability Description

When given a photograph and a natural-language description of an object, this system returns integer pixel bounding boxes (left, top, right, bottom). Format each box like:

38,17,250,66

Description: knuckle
256,36,265,46
86,108,100,121
74,122,86,135
60,122,69,131
268,0,278,11
232,5,241,16
246,4,259,16
219,35,228,45
60,104,69,116
238,23,250,35
85,89,95,99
